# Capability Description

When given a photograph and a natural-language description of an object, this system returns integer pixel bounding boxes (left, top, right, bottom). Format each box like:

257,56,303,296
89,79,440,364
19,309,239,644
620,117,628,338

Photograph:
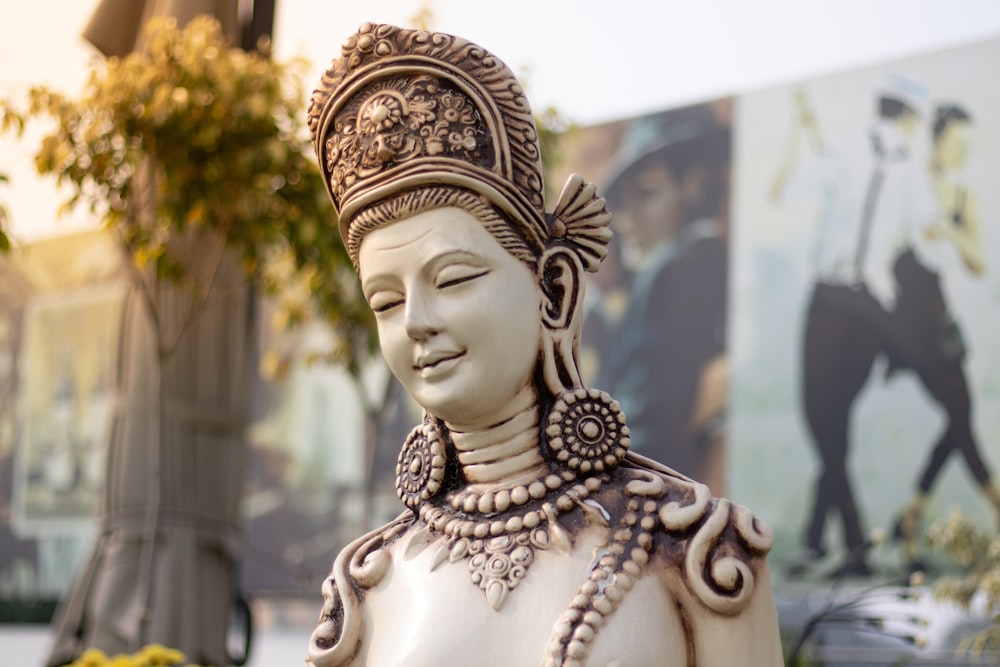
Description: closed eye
437,268,489,289
369,294,404,313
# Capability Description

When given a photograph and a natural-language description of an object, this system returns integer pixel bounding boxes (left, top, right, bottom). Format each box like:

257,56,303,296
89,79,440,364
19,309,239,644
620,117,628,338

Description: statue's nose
404,288,441,341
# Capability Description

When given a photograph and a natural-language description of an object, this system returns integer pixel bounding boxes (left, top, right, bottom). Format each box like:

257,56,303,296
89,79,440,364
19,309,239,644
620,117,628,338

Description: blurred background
3,1,1000,665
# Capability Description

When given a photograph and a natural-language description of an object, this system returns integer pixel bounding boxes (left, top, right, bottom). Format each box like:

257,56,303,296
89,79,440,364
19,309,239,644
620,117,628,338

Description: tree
0,99,19,252
1,15,364,665
0,170,12,252
926,512,1000,658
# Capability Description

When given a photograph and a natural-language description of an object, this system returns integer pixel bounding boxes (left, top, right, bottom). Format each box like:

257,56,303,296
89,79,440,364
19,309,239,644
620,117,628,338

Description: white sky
2,0,1000,241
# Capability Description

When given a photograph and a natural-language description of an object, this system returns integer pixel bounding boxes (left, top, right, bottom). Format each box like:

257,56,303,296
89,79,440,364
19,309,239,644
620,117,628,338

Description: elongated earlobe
538,248,585,393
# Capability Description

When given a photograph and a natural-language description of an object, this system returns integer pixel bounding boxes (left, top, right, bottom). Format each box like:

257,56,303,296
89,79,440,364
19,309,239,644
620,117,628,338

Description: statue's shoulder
307,512,415,667
603,453,775,616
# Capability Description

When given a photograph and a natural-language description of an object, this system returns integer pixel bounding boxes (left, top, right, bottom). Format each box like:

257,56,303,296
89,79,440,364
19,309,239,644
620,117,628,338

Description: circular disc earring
395,418,448,510
545,388,630,475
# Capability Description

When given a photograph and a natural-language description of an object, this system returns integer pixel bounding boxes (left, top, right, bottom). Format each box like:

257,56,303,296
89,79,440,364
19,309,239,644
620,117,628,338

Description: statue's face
359,207,542,428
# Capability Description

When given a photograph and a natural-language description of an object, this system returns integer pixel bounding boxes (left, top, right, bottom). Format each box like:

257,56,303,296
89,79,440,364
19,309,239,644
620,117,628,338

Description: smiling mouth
414,350,465,375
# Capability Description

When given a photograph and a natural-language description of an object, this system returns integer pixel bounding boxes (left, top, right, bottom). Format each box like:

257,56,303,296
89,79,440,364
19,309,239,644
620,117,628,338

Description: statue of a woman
305,23,783,666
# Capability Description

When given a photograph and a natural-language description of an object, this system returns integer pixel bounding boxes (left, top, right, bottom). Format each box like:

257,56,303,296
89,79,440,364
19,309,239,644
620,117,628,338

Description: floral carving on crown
323,75,493,204
308,22,548,233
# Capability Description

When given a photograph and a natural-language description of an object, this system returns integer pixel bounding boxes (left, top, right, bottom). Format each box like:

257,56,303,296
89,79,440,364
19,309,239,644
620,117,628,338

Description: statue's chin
410,379,537,432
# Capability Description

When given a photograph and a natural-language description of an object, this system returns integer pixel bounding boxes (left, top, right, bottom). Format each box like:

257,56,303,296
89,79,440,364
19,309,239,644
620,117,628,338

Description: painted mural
730,37,1000,581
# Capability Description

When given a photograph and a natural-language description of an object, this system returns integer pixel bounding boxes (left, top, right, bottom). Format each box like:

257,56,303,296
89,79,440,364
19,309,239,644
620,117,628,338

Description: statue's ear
538,247,583,332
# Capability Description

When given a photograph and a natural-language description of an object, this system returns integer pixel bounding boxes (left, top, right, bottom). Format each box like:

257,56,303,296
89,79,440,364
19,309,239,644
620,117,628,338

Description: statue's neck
445,386,548,489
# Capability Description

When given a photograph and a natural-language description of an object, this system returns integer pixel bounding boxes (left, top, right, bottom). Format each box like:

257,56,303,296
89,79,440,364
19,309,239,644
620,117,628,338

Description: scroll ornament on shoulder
653,473,774,615
307,515,412,667
681,498,774,615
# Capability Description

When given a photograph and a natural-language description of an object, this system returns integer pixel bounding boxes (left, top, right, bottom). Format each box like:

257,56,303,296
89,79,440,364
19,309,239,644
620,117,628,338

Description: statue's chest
359,528,687,667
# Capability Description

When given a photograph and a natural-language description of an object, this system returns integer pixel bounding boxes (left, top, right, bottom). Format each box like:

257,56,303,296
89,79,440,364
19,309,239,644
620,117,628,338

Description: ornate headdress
307,23,612,271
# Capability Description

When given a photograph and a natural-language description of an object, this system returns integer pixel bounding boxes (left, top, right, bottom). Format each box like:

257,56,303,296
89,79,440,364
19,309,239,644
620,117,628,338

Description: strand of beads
418,474,606,541
443,468,578,516
543,494,660,667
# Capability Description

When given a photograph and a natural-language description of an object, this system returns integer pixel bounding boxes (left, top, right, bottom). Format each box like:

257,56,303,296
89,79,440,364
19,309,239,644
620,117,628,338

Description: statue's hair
348,186,537,269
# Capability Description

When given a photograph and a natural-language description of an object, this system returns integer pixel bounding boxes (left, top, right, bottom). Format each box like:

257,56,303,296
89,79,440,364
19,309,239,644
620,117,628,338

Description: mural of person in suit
770,77,936,577
598,105,731,494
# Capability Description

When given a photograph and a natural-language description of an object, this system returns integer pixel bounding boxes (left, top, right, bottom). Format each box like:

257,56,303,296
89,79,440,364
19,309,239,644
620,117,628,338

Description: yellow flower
139,643,186,665
63,642,192,666
72,648,108,667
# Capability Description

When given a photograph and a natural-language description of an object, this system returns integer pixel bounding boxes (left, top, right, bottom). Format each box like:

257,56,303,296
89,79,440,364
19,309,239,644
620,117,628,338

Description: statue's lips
413,350,466,378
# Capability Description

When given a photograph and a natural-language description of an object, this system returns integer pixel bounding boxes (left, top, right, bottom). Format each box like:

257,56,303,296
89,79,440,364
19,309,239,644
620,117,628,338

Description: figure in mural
771,79,935,577
305,23,781,666
598,108,730,494
893,103,1000,564
578,232,629,389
